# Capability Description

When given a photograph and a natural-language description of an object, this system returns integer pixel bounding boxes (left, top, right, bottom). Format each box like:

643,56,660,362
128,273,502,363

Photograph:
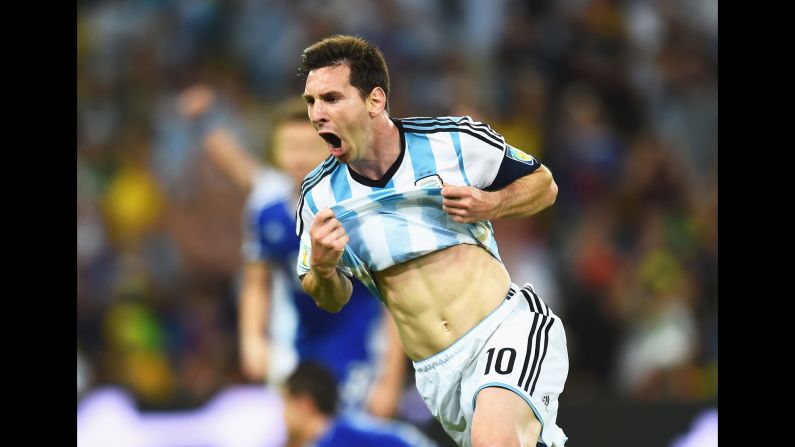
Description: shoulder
298,155,341,196
296,156,342,227
245,166,292,214
398,115,495,129
398,116,505,151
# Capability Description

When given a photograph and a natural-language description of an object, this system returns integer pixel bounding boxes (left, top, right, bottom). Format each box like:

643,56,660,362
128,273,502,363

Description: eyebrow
303,91,344,102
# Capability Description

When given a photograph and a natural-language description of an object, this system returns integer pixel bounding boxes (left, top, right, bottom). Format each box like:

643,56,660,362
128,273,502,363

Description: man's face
272,120,329,185
303,64,371,164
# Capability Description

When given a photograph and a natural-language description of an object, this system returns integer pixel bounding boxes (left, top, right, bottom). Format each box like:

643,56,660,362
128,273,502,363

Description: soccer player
178,87,406,418
282,362,435,447
296,36,570,446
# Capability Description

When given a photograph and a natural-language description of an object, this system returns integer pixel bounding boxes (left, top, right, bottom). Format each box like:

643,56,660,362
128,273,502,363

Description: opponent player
282,362,435,447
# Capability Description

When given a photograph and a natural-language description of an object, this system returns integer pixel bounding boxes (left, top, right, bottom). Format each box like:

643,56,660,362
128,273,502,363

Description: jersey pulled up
295,116,541,301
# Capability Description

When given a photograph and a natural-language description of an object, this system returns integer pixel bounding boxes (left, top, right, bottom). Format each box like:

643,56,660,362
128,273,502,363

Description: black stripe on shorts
529,287,550,316
529,318,555,395
523,314,550,393
517,310,541,390
520,288,537,313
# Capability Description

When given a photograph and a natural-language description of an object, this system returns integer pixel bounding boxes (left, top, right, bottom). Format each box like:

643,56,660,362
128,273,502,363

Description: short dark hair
298,35,391,112
285,361,339,416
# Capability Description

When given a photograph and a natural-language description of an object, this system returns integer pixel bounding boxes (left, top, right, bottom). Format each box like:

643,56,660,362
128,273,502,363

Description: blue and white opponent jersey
243,167,384,411
296,117,541,301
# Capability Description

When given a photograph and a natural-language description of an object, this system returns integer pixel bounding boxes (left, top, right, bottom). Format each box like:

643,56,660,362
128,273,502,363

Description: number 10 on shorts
483,347,517,375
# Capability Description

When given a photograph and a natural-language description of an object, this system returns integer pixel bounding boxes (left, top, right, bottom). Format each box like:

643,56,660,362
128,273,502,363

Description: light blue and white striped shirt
296,116,540,301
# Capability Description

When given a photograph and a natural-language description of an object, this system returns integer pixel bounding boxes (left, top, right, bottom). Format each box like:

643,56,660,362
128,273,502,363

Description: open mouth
319,132,342,149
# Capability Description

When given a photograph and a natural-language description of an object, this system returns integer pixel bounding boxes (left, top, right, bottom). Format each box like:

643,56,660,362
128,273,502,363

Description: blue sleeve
484,144,541,191
243,204,282,263
241,205,264,263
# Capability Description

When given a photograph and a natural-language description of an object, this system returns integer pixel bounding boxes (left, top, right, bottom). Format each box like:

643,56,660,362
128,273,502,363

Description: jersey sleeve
455,116,540,190
242,166,292,264
483,144,541,191
241,202,266,263
295,198,315,278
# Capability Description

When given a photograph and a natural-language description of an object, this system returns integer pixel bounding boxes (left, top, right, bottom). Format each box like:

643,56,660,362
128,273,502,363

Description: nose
309,102,328,127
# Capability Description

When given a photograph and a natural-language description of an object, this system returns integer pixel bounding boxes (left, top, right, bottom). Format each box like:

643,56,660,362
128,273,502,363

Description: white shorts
413,283,569,447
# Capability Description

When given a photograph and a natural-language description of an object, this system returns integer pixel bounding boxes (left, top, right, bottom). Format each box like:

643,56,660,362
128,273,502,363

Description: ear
367,87,387,116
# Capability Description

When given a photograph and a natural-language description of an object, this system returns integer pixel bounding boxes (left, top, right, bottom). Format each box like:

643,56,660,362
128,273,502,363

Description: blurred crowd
77,0,717,412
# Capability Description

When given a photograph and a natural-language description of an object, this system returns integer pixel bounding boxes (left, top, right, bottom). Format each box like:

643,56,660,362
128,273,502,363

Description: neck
349,114,400,181
288,413,332,447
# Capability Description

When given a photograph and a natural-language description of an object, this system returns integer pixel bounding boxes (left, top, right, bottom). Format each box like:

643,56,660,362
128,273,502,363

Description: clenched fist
309,208,350,278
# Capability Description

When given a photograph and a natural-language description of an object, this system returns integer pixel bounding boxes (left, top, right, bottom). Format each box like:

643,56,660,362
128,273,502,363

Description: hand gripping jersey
296,117,541,301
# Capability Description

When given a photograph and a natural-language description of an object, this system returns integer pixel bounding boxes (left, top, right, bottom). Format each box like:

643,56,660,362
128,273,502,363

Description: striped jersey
295,116,541,301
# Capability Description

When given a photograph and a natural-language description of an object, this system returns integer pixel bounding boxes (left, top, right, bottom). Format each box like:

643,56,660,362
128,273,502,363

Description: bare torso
374,244,511,360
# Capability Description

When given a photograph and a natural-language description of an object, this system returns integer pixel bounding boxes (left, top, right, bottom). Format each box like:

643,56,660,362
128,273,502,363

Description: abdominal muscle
374,244,511,361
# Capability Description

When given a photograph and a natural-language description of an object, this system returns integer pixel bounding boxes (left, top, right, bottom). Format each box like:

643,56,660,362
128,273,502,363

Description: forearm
367,313,407,418
301,268,353,313
238,264,273,381
178,84,258,194
382,314,406,387
489,165,557,220
239,287,268,345
239,265,271,346
204,128,258,194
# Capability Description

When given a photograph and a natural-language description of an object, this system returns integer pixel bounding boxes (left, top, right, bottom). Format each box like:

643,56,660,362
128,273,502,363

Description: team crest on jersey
542,394,550,408
298,240,311,270
415,174,444,188
506,145,537,166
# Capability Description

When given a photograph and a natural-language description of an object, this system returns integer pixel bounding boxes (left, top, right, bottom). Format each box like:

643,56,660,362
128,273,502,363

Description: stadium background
76,0,717,445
